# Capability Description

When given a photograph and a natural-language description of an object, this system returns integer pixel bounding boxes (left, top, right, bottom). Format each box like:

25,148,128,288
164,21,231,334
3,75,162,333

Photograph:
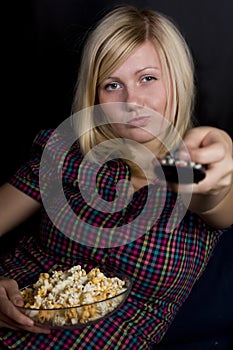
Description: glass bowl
17,264,132,329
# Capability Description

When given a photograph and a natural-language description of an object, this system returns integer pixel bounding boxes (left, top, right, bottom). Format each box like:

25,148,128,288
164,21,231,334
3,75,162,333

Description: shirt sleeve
9,129,54,202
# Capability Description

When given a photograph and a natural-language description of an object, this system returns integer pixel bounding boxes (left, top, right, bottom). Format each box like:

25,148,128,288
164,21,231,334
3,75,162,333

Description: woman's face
98,40,169,147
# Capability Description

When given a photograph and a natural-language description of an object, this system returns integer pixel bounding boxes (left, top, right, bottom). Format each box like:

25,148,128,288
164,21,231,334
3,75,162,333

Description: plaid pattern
0,129,223,349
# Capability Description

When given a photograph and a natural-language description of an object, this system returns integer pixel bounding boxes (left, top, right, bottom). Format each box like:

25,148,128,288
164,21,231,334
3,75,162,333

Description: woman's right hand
0,277,50,333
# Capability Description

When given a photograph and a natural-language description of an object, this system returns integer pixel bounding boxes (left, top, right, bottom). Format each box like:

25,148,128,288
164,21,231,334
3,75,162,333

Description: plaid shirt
0,129,223,349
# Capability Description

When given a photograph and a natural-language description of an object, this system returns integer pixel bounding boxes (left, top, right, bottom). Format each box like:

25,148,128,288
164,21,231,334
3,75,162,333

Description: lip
127,116,150,127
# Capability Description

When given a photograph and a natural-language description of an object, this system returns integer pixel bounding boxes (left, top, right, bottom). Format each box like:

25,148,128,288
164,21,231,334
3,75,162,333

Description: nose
125,86,143,106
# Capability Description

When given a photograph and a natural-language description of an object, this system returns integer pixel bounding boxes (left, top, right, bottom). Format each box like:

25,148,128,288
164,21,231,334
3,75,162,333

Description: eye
104,82,122,91
141,75,157,83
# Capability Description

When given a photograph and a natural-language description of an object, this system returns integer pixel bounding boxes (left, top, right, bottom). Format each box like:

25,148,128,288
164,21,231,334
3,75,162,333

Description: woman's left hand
176,126,233,227
183,126,233,196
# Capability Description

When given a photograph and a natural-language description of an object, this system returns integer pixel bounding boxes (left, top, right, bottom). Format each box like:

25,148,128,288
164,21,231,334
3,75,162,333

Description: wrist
198,184,233,228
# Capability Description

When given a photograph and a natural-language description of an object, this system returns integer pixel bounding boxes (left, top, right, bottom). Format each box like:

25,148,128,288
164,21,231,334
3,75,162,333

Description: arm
180,127,233,228
0,183,41,237
0,184,48,333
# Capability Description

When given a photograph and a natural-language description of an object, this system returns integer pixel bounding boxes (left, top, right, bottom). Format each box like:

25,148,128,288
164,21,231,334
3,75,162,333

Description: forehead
111,40,162,75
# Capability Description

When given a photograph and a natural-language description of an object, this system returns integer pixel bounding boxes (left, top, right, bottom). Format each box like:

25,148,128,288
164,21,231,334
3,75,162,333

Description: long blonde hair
72,5,195,155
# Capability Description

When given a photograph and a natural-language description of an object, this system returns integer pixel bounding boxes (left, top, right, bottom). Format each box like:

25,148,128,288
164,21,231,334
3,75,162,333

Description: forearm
190,181,233,228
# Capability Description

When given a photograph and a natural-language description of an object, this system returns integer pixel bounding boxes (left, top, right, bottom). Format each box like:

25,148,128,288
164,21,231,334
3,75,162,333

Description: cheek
153,85,168,116
98,90,114,104
98,89,124,105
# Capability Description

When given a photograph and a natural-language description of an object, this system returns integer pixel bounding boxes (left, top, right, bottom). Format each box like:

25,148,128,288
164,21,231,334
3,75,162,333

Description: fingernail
25,318,34,326
14,298,24,307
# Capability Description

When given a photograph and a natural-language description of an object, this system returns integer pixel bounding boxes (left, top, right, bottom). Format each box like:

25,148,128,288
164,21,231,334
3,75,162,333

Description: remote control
154,155,206,184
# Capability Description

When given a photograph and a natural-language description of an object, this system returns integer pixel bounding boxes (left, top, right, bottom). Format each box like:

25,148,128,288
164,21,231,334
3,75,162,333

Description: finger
183,127,229,149
190,143,226,166
6,281,24,307
0,278,24,307
23,324,51,334
0,290,34,328
0,321,51,334
0,280,50,333
0,301,50,333
183,129,232,165
0,299,34,327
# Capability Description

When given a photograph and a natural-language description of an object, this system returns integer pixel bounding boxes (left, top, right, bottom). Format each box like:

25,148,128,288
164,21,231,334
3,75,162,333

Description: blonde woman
0,6,232,350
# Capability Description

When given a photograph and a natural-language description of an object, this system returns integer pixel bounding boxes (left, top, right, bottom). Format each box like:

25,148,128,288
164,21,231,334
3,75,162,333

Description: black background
1,1,233,348
1,0,233,184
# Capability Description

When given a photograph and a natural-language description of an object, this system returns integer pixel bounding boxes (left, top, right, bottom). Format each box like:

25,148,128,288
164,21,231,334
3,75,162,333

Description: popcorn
20,265,128,327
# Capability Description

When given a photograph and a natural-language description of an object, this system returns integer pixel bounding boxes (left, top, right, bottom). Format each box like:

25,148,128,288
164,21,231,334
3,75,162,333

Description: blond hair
72,5,195,154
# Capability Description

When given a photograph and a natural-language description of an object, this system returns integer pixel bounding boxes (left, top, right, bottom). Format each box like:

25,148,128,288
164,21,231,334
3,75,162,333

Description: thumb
0,278,24,306
9,287,24,307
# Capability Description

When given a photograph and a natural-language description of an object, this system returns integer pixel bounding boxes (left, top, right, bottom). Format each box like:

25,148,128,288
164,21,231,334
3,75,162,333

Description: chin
126,129,156,143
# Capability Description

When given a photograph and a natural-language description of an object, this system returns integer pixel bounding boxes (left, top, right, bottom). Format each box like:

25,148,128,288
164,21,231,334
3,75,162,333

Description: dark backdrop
2,0,233,184
1,2,233,348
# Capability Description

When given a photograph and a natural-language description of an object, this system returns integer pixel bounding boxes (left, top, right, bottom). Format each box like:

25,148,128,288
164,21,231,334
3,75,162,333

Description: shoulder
31,129,55,148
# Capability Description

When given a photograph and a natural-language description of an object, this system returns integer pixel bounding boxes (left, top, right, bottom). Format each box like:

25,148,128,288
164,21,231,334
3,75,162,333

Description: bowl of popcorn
17,264,132,329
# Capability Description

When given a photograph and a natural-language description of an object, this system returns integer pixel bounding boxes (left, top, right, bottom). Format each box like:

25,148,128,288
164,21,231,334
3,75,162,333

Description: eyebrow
136,66,160,73
106,67,160,80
